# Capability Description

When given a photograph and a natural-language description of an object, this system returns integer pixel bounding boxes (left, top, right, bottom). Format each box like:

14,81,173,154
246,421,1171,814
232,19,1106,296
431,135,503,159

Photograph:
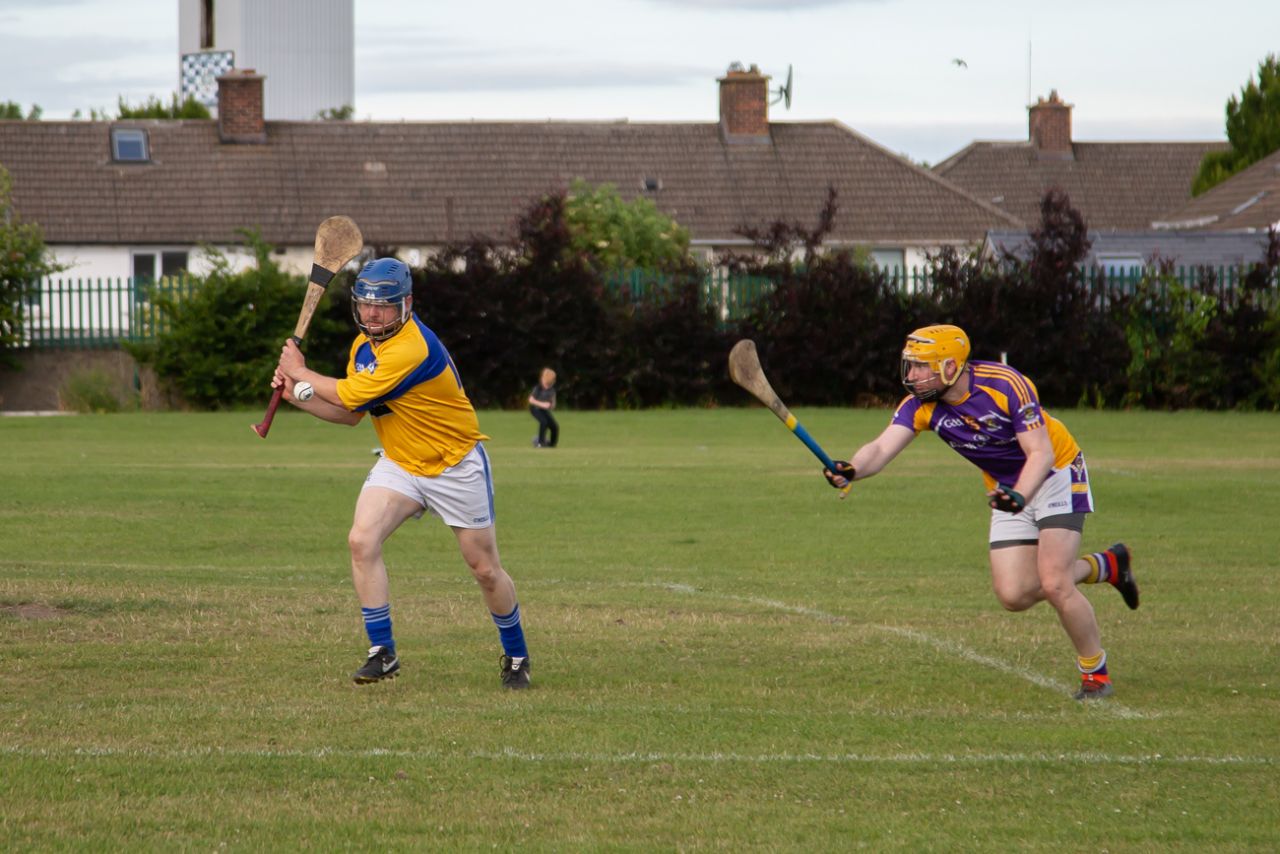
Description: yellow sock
1082,554,1101,584
1078,651,1104,672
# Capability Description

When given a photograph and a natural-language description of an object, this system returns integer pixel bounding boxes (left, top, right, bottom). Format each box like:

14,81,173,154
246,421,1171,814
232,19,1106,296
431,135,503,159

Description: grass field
2,407,1278,850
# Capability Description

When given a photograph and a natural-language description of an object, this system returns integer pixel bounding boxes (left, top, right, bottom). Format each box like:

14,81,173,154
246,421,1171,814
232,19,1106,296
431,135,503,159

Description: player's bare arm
848,423,916,480
1004,423,1055,502
272,341,362,425
270,366,361,425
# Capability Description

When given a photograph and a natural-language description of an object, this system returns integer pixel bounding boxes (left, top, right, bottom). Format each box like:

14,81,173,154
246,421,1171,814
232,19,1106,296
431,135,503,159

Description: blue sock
491,604,528,658
362,604,394,654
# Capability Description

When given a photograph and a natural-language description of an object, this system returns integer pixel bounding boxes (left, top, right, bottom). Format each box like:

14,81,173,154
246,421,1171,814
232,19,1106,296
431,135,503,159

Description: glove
989,486,1026,513
823,461,856,489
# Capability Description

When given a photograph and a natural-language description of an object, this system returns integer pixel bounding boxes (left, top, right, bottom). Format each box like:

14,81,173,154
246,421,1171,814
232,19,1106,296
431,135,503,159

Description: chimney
1028,89,1073,160
217,69,266,144
718,63,770,143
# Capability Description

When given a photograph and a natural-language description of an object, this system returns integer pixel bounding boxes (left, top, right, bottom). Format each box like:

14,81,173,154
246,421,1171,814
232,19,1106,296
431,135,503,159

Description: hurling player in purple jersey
823,325,1140,701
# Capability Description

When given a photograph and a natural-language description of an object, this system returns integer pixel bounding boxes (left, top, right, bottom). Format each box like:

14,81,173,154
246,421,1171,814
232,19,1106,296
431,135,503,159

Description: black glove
990,486,1026,513
823,461,856,489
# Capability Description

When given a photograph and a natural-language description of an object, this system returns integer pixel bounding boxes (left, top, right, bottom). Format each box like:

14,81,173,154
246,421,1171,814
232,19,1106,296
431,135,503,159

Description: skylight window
1230,191,1267,216
111,128,150,162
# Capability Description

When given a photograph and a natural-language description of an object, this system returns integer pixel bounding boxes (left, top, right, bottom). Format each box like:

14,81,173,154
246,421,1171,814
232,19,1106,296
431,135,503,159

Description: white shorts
362,444,495,529
989,452,1094,547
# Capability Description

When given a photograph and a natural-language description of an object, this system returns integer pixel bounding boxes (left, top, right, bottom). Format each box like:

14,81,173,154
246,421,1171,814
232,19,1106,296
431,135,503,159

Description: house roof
984,229,1275,269
0,118,1019,249
933,140,1228,231
1152,146,1280,232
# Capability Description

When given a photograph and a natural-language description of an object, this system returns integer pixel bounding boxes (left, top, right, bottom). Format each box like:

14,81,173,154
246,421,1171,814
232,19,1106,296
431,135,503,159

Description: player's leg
427,444,532,688
455,525,531,689
1059,451,1138,609
349,485,422,605
455,525,517,615
545,411,559,448
1035,527,1101,655
988,543,1044,611
347,477,424,684
1037,526,1115,699
530,406,547,447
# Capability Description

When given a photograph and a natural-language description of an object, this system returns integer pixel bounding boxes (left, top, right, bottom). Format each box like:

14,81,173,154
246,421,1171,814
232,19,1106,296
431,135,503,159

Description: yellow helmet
901,324,970,401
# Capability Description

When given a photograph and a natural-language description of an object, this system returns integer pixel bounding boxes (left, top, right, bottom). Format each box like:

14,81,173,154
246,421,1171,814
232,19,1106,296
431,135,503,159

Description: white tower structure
178,0,354,120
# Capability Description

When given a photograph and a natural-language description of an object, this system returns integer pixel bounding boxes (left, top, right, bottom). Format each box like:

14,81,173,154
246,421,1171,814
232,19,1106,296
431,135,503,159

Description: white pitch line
650,582,1153,717
1,745,1270,766
0,567,1154,716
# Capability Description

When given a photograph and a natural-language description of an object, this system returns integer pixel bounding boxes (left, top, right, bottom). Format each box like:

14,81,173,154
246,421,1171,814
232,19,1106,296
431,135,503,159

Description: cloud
359,55,710,95
0,31,173,115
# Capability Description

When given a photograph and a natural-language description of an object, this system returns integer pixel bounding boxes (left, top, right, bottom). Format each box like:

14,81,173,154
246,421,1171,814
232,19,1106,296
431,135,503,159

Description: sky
1,0,1277,165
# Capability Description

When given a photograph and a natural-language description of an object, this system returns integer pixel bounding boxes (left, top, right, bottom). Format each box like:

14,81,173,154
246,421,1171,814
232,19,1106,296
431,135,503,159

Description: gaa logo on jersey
1018,402,1042,427
354,360,378,375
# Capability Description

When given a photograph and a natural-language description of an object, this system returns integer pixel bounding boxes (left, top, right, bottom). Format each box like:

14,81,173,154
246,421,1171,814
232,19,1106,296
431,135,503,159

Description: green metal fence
13,275,199,349
604,267,776,323
13,265,1277,350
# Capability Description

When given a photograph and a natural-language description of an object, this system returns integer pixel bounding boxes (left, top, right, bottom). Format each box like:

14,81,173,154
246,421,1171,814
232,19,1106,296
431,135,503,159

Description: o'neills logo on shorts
472,515,490,524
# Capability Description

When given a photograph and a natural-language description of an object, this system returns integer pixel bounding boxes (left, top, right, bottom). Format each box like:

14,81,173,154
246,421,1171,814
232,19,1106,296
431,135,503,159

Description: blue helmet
352,257,412,341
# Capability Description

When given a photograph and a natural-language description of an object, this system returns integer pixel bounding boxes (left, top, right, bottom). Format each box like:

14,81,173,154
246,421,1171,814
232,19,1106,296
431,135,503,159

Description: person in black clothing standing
528,367,558,448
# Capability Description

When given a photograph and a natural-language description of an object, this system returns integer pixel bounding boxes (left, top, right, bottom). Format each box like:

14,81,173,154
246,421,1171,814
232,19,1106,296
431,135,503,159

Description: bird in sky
952,58,968,68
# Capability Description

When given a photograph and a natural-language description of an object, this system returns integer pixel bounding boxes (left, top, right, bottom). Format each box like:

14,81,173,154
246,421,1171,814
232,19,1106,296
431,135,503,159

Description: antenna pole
1027,38,1032,105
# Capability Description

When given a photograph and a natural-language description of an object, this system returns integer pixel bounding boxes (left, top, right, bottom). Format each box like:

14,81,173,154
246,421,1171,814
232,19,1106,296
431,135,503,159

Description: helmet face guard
352,258,412,342
901,324,970,402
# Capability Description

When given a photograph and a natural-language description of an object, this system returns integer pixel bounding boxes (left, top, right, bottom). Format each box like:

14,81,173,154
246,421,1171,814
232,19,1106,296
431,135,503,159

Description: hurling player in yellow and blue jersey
272,258,531,689
824,325,1138,700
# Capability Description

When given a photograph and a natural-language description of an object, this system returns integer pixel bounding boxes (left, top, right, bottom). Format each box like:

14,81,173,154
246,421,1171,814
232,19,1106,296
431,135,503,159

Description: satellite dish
771,64,793,109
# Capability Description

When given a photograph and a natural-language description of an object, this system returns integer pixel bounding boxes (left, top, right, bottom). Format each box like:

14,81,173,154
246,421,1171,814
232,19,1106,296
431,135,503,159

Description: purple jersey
890,360,1081,489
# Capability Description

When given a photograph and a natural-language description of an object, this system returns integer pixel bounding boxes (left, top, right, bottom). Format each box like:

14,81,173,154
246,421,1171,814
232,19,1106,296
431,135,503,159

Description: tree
70,94,212,121
1193,54,1280,195
724,187,922,406
115,94,211,120
0,101,42,120
563,179,692,271
316,105,355,120
0,166,65,367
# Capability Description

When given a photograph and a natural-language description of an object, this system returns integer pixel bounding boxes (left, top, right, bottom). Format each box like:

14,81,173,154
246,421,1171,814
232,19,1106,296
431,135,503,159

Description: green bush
1123,269,1218,408
1,165,64,367
126,233,354,409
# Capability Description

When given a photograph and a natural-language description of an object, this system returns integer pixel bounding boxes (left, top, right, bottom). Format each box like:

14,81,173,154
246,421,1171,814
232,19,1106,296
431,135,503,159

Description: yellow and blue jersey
335,314,488,477
890,360,1080,490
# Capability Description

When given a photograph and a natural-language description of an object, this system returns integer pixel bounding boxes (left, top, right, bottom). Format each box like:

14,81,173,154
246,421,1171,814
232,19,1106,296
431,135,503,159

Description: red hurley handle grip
252,386,285,438
252,335,302,439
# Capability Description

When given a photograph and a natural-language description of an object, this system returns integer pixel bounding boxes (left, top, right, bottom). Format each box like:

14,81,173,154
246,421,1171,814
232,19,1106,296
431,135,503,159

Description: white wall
179,0,355,120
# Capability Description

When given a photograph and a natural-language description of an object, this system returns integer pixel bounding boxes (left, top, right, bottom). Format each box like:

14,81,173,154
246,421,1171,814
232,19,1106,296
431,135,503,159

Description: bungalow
0,65,1018,285
1153,146,1280,233
934,90,1227,232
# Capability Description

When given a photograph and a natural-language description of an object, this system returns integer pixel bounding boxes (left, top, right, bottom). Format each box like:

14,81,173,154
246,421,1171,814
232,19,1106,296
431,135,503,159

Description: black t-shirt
530,384,556,407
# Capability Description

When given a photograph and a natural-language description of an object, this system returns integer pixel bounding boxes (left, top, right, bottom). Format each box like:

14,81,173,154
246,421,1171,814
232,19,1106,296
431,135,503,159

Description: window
161,252,188,277
111,128,149,162
1097,254,1144,277
870,248,905,271
870,248,906,283
201,0,216,49
133,251,189,283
